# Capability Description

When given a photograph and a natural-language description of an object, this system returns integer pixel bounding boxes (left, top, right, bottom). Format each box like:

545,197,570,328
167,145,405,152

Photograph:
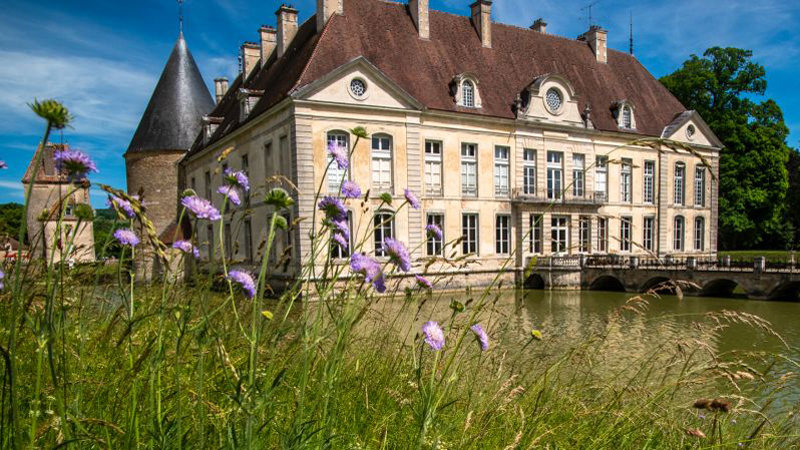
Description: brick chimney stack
409,0,430,39
470,0,492,48
276,5,299,58
531,18,547,33
317,0,343,32
214,77,228,104
579,25,608,63
259,26,277,67
240,42,260,78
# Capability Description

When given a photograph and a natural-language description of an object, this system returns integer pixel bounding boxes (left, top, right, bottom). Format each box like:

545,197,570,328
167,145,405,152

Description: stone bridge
523,255,800,301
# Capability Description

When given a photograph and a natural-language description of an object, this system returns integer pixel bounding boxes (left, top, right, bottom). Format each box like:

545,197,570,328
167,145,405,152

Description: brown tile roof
188,0,687,157
21,143,69,184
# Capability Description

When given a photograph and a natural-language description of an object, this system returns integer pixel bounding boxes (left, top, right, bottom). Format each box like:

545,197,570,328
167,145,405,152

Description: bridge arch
524,273,546,290
640,277,672,294
767,281,800,301
589,275,626,293
701,279,741,298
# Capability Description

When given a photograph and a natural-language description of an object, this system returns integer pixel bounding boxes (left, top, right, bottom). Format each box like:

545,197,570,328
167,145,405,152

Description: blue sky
1,0,798,207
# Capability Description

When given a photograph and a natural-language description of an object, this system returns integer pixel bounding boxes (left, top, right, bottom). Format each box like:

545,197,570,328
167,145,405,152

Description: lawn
719,249,798,260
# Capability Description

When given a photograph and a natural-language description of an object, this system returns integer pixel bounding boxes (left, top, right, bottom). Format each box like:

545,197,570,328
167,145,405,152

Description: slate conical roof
126,33,214,155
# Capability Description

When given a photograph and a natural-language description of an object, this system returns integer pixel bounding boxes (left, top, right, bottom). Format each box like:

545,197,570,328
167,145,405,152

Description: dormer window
545,88,563,113
237,88,264,123
622,106,632,128
614,100,636,130
202,116,223,143
453,74,482,108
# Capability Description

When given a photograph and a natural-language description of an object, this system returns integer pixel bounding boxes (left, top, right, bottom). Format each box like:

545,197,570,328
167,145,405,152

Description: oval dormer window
349,78,367,98
545,88,563,113
686,124,696,140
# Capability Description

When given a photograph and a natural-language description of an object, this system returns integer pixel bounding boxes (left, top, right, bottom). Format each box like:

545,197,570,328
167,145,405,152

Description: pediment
661,111,723,148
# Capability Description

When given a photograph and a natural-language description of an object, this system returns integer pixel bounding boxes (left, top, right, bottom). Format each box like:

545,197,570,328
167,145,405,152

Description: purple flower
350,252,386,293
224,168,250,192
404,188,420,209
54,148,98,181
415,275,432,289
341,180,362,199
0,269,5,290
227,270,256,299
113,228,140,247
470,324,489,351
318,196,347,221
328,140,349,170
425,224,443,241
0,160,7,169
383,238,411,272
181,195,221,221
217,185,241,206
333,233,349,250
332,219,350,242
107,195,135,219
172,240,200,258
422,321,445,351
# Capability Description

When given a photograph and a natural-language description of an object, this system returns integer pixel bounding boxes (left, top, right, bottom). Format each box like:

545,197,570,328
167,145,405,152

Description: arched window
694,217,705,251
622,106,632,129
327,131,349,193
371,133,393,191
374,210,395,257
462,80,475,107
674,215,685,252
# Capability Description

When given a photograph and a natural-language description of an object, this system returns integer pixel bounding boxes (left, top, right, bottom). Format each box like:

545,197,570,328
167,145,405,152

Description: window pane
427,213,444,256
495,215,510,254
374,212,394,257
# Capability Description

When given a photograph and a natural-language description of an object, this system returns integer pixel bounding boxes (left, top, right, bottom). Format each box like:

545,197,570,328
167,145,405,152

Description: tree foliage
661,47,791,249
0,202,24,242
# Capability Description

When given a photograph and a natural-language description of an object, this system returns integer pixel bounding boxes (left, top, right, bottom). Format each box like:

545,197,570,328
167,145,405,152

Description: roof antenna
178,0,184,36
579,0,601,28
629,11,634,55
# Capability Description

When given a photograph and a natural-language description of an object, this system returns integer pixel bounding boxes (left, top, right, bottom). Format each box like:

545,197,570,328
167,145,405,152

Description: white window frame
598,217,608,253
462,80,475,108
424,140,443,196
461,143,478,197
643,216,655,252
495,215,510,255
494,146,510,196
620,217,632,252
573,154,585,198
595,156,608,200
551,216,569,254
547,151,564,200
695,166,706,207
327,131,349,193
621,158,632,203
694,216,705,251
674,163,686,206
674,215,685,251
371,134,393,192
579,216,591,253
530,214,543,254
523,149,536,195
462,213,479,255
426,213,444,256
373,211,394,257
643,160,655,204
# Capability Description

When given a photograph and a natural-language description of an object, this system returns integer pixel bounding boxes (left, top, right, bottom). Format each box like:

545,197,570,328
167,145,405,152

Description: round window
545,88,563,112
686,124,696,140
349,78,367,98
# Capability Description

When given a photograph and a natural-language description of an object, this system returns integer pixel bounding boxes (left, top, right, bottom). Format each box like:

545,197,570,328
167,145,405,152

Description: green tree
0,202,24,242
661,47,791,249
785,146,800,249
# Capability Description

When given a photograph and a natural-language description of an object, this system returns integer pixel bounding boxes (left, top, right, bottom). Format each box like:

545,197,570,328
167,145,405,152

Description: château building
163,0,720,287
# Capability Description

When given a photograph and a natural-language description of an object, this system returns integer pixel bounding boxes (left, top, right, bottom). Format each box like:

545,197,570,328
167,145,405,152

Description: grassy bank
719,250,797,260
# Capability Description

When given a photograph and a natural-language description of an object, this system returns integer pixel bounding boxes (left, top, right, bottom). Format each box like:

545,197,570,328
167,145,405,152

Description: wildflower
228,270,256,299
422,321,445,351
425,224,443,241
332,219,350,242
0,269,4,290
350,252,386,293
54,148,98,181
181,195,221,221
470,324,489,351
264,187,294,209
29,99,73,129
0,160,7,169
217,185,241,206
404,188,420,209
224,168,250,192
333,233,349,251
113,228,140,247
341,180,362,199
172,240,200,258
328,140,349,170
415,275,432,289
383,237,411,272
318,196,347,221
107,195,135,218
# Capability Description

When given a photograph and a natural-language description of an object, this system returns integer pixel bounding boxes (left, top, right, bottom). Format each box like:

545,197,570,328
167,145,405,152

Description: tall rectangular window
573,154,585,197
191,177,196,191
598,217,608,253
675,163,685,206
279,136,290,176
529,214,543,253
373,211,394,257
595,156,608,200
224,223,232,260
523,149,536,195
620,158,632,203
461,143,477,196
264,142,274,177
204,171,212,200
372,134,393,192
494,146,510,196
579,216,591,253
424,141,443,196
327,132,349,193
620,217,632,252
547,151,564,200
462,213,478,255
241,154,250,205
695,166,706,207
495,215,510,254
331,212,352,259
644,160,655,204
551,216,569,254
426,213,444,256
694,217,705,251
643,216,655,252
244,218,253,262
207,224,214,259
674,216,685,251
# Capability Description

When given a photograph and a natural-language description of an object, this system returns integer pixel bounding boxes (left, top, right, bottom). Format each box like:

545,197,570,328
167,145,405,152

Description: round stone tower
124,32,213,275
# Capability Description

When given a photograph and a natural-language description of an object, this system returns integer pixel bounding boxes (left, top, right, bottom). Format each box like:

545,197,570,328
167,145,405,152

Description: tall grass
1,101,799,449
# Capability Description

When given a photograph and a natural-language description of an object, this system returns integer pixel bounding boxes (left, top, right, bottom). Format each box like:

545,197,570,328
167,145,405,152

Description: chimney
259,26,277,67
240,42,260,78
276,4,299,58
317,0,343,32
470,0,492,48
409,0,430,39
214,77,229,104
530,18,547,33
578,25,608,63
